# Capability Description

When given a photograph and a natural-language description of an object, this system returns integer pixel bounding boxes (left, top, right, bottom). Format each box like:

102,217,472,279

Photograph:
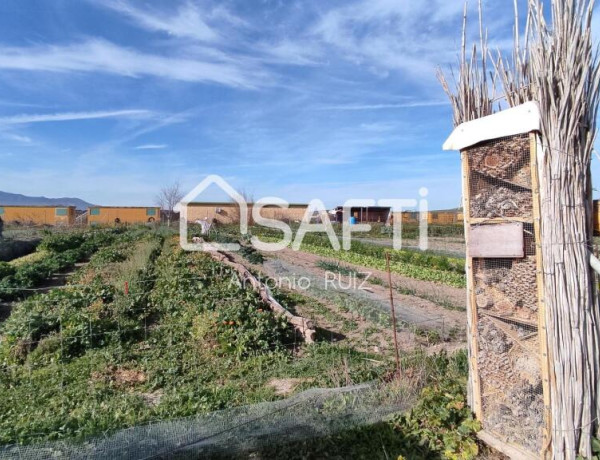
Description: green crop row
304,244,466,287
0,228,143,301
0,227,164,302
0,232,164,367
249,227,465,274
0,236,388,445
253,233,466,288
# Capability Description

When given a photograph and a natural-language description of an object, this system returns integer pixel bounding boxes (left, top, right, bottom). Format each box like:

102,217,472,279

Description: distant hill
0,191,94,210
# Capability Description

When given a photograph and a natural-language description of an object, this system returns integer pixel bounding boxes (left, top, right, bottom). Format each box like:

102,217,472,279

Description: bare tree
228,188,255,226
156,182,184,226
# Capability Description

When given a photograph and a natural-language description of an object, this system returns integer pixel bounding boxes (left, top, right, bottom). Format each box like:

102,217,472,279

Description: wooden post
461,150,483,419
385,252,401,375
530,133,553,458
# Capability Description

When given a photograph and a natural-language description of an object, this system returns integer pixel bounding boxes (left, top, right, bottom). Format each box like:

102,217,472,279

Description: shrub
38,233,85,253
0,262,16,279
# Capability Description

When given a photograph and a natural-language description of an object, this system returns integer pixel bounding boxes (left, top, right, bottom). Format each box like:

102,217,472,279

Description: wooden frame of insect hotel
444,102,550,459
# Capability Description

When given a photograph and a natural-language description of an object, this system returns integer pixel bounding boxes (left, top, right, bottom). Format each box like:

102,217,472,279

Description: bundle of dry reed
440,1,600,457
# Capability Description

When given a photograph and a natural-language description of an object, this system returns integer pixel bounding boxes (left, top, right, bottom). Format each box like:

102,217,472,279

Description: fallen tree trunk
206,249,316,343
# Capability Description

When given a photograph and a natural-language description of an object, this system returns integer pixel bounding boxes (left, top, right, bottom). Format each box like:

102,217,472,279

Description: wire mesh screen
473,257,543,452
0,383,410,460
474,255,537,322
465,134,544,454
469,134,533,220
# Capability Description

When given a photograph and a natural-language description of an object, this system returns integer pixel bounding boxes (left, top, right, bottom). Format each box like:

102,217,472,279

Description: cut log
468,134,532,189
476,294,494,309
205,248,317,343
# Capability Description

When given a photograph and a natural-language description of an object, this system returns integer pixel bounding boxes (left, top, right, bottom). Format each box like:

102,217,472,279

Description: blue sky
0,0,598,209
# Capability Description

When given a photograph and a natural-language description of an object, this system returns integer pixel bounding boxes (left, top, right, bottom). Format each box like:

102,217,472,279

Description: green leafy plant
391,352,479,460
245,228,466,287
0,262,15,279
577,437,600,460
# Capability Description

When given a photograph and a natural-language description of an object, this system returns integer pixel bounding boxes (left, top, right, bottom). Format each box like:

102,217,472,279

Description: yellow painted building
88,206,160,225
0,205,75,226
400,210,463,225
427,211,463,225
186,202,309,224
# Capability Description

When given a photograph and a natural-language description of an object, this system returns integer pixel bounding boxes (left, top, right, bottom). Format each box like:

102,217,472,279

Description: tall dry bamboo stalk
519,1,600,457
440,0,600,457
437,1,495,126
437,0,495,412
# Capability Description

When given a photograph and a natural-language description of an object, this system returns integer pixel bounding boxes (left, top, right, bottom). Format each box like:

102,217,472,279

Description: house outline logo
175,175,248,252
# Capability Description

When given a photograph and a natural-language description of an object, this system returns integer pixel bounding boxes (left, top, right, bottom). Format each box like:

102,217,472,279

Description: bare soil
269,247,466,318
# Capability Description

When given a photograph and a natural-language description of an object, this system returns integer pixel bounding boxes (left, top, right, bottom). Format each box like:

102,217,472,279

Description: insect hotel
444,102,550,458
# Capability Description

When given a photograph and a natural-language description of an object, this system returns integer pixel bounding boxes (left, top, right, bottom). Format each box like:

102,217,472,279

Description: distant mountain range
0,191,94,210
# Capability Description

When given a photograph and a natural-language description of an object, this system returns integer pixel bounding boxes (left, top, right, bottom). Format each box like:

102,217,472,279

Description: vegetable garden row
0,226,484,458
220,227,466,288
0,228,389,446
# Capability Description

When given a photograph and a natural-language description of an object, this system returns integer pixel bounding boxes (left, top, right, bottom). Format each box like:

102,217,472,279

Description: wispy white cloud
256,40,322,66
115,110,191,145
0,109,152,125
0,99,50,108
1,133,33,143
0,39,267,88
310,0,470,81
317,101,448,111
98,0,221,42
95,0,323,69
134,144,167,150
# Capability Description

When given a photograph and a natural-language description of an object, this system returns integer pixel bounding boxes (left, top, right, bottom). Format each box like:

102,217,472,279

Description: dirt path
264,255,461,330
229,248,467,356
270,247,466,313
